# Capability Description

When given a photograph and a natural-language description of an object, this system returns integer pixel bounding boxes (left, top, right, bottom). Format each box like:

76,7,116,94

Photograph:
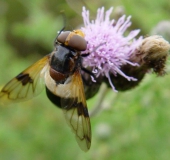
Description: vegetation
0,0,170,159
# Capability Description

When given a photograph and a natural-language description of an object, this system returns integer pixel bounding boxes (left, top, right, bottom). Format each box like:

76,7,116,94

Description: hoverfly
0,29,92,152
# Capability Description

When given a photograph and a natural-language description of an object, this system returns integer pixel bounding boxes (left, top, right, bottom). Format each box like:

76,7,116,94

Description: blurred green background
0,0,170,159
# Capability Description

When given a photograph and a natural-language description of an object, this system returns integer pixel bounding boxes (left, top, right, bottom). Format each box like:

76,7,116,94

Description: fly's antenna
54,10,67,44
58,10,67,35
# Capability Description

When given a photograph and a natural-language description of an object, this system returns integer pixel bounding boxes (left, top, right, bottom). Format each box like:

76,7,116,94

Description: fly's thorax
49,45,81,82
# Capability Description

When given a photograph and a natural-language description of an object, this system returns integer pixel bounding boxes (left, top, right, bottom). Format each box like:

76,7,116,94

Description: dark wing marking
60,69,91,152
0,55,50,105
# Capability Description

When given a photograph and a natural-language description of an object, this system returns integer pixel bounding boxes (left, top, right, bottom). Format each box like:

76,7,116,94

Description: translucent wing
60,69,91,152
0,55,50,105
66,0,88,14
66,0,96,16
41,63,91,151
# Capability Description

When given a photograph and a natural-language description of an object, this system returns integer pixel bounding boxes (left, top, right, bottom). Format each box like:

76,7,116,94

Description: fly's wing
0,55,50,105
66,0,88,14
60,68,91,152
66,0,96,16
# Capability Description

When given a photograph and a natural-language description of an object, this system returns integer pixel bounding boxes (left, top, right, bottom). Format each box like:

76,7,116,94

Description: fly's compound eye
68,34,87,51
57,31,87,51
57,31,71,44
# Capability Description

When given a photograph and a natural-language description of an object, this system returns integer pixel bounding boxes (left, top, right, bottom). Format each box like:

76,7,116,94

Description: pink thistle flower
81,7,143,91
